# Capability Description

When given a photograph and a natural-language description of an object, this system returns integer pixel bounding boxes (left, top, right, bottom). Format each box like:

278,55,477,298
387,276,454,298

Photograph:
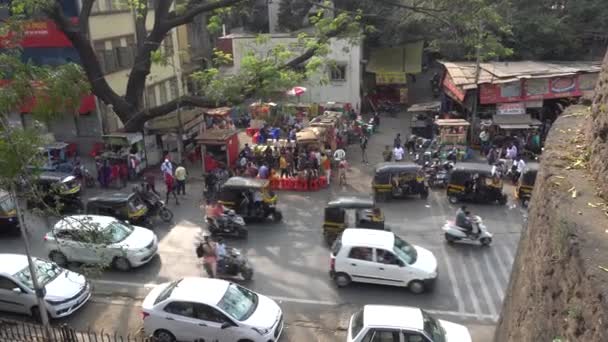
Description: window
159,82,168,104
361,329,400,342
164,301,195,318
393,235,417,265
349,309,364,339
403,332,430,342
0,276,19,290
330,64,346,82
375,249,400,265
169,78,179,99
93,36,135,74
194,303,229,323
147,86,157,107
217,284,258,321
347,247,373,261
331,236,342,256
13,258,63,291
155,280,181,305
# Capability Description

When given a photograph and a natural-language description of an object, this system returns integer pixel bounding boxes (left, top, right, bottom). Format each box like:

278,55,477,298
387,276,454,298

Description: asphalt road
0,114,524,341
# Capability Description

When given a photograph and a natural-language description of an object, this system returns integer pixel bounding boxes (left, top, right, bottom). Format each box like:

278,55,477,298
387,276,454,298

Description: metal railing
0,320,154,342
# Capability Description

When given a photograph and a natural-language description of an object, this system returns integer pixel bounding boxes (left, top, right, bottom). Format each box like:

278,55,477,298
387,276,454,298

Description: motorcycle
426,160,453,188
216,247,254,281
145,193,173,223
73,165,95,188
205,210,248,239
442,215,493,246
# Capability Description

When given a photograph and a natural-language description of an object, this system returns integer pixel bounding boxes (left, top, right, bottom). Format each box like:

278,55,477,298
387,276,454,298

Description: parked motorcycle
205,210,248,239
442,215,493,246
73,165,95,188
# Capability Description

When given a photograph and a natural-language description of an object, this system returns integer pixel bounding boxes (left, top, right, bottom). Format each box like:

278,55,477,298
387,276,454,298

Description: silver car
44,215,158,271
0,254,91,319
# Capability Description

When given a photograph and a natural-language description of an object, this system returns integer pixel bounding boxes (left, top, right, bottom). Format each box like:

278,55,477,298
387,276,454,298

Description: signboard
376,72,407,85
497,102,526,115
479,73,598,104
0,20,76,48
442,74,466,102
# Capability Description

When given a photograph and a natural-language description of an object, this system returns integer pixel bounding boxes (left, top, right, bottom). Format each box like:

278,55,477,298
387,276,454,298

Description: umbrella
286,86,307,96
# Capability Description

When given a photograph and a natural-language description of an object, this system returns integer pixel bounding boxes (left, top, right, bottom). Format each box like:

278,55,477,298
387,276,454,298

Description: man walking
382,145,392,162
164,172,179,205
393,144,405,161
175,164,187,195
360,134,369,164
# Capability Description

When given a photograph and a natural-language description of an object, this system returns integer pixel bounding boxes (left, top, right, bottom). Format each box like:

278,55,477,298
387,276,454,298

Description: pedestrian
487,146,497,166
164,172,179,205
175,164,187,195
279,154,289,178
259,163,270,179
360,134,369,164
393,144,405,161
479,129,490,155
394,133,402,148
101,160,111,188
321,152,331,184
406,135,417,155
160,157,173,177
380,145,390,162
144,174,159,195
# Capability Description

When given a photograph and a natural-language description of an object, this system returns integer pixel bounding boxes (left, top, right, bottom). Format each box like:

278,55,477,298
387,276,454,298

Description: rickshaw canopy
38,172,75,183
450,163,495,180
87,192,138,204
374,162,422,175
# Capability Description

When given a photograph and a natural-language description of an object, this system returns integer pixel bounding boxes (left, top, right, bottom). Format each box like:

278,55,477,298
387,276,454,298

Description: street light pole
10,184,51,333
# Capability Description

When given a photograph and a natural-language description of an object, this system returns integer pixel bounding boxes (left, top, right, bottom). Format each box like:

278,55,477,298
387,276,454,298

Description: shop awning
146,109,204,133
498,124,534,130
408,101,441,112
492,114,542,128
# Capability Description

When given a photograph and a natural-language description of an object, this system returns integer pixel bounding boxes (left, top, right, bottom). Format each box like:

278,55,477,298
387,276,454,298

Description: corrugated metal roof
440,60,602,88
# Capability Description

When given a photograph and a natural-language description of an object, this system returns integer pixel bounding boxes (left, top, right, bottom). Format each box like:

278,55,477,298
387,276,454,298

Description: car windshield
13,258,63,290
422,309,446,342
0,195,15,212
104,221,134,243
393,235,417,264
155,279,181,305
349,309,364,339
217,284,258,321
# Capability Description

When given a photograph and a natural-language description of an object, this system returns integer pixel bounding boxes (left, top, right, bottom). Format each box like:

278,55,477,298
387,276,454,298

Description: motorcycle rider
197,234,217,278
455,205,473,234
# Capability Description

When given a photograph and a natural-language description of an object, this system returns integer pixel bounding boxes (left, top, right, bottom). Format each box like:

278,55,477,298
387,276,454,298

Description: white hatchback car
0,254,91,319
347,305,472,342
330,228,438,293
142,277,283,342
44,215,158,271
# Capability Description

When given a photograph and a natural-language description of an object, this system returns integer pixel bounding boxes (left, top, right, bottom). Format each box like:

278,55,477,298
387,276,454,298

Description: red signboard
0,80,95,114
479,75,590,104
442,74,466,102
0,20,76,48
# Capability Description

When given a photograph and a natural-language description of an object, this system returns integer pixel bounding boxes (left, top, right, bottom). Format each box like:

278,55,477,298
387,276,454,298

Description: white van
330,228,438,294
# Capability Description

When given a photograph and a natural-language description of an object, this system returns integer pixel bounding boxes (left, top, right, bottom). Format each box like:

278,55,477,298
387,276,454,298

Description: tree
8,0,362,133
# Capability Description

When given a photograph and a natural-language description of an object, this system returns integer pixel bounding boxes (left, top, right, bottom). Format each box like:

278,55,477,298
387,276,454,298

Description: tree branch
165,0,247,29
282,25,346,69
78,0,94,37
47,2,133,119
123,95,218,132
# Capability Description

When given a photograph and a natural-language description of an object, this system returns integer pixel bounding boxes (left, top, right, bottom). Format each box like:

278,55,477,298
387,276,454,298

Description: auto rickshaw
0,190,19,234
372,163,429,201
217,177,283,223
447,163,507,205
85,193,149,226
27,172,83,213
39,142,74,172
516,162,539,208
323,195,385,245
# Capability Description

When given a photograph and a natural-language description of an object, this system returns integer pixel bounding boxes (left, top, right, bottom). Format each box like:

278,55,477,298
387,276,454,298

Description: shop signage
442,74,466,102
497,102,526,115
0,20,75,48
376,72,407,85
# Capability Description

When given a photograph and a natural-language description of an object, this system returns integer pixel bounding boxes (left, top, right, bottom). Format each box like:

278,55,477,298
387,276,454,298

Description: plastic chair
270,177,280,190
310,178,320,191
318,176,328,188
296,178,308,191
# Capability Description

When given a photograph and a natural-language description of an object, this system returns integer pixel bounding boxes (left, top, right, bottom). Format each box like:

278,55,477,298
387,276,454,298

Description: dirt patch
494,106,608,342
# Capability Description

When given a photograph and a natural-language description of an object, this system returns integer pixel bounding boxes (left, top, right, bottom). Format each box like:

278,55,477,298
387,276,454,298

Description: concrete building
217,33,363,110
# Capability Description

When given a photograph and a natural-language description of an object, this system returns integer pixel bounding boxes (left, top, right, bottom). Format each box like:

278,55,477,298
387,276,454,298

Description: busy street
0,112,523,340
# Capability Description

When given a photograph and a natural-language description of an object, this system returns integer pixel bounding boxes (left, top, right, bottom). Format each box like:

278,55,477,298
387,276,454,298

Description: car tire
448,195,459,204
237,340,254,342
159,207,173,222
334,272,351,287
49,251,68,267
444,233,456,243
112,257,132,271
480,237,492,246
153,329,176,342
272,210,283,223
408,280,426,294
241,267,254,281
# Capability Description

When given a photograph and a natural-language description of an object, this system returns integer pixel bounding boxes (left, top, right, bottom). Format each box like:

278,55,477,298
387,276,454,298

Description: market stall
203,107,234,130
408,101,440,139
490,114,542,149
435,119,470,145
296,128,322,151
147,108,205,163
101,133,147,176
196,129,239,172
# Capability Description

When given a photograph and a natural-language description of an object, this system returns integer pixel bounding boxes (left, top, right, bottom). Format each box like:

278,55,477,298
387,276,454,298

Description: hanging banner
497,102,526,115
376,72,407,85
442,74,466,102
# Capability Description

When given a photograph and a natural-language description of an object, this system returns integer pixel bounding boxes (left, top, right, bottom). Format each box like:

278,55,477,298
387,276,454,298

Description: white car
348,305,472,342
0,253,91,319
142,277,283,342
44,215,158,271
330,228,438,293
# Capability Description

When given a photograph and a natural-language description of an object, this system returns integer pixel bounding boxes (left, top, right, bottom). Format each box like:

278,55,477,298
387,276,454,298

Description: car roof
168,277,230,305
341,229,394,250
363,305,424,330
0,254,30,276
53,215,115,231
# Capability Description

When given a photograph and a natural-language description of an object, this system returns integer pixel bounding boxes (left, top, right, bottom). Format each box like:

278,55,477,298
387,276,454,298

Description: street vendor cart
196,129,239,172
408,101,440,139
434,119,471,161
296,127,323,151
101,133,147,176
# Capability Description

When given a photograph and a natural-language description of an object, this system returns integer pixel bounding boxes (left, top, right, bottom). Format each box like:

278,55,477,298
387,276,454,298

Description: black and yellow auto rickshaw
85,193,149,225
217,177,283,222
372,163,429,201
516,162,539,208
0,190,19,234
447,163,507,205
27,172,83,212
323,195,385,244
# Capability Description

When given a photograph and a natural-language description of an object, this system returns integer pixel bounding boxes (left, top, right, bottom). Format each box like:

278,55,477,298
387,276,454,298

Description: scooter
216,247,254,281
205,210,248,239
442,215,493,246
